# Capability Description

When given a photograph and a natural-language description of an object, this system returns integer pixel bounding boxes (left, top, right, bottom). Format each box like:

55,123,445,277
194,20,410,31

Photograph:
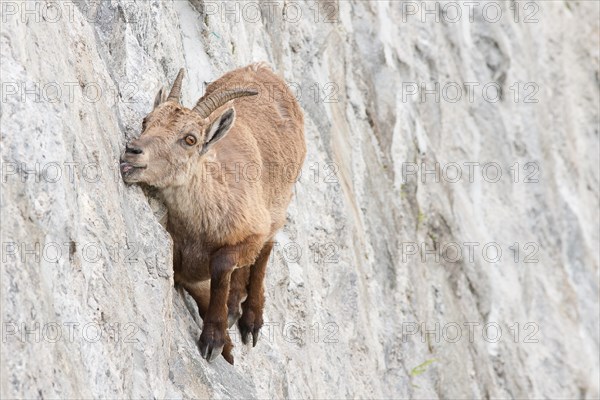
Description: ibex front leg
199,236,264,362
183,280,235,365
239,241,274,346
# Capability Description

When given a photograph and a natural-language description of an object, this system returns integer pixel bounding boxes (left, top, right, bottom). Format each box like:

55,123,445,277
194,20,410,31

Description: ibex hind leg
227,266,250,328
181,280,210,319
239,241,274,347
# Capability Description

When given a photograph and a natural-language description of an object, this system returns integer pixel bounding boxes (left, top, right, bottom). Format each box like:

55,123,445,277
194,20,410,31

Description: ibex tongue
120,162,133,173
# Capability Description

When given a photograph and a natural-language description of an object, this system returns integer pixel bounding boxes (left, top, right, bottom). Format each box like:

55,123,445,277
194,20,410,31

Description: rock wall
1,1,598,398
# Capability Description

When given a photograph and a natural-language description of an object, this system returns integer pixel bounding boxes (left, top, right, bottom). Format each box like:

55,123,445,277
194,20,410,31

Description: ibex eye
185,135,197,146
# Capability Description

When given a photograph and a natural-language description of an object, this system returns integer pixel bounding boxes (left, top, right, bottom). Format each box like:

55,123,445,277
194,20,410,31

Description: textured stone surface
1,1,598,398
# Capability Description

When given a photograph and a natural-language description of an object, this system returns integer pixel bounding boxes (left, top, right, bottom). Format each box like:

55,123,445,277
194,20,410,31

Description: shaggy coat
121,63,306,364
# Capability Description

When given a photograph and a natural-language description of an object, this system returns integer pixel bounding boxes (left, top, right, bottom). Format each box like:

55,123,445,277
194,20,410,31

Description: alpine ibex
120,63,306,364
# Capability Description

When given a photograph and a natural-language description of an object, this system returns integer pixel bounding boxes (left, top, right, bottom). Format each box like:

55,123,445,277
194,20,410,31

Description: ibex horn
167,68,185,103
193,89,258,119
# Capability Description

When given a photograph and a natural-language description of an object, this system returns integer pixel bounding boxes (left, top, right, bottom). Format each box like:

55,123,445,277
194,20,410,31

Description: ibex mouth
120,161,147,175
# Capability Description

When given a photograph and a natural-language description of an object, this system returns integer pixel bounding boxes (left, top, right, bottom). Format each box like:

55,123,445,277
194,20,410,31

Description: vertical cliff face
1,1,598,398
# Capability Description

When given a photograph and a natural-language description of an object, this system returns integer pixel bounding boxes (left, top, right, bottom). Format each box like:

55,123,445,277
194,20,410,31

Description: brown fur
120,63,306,364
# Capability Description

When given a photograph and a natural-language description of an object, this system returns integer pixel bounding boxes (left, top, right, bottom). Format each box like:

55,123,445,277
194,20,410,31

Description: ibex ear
153,86,168,108
201,108,235,155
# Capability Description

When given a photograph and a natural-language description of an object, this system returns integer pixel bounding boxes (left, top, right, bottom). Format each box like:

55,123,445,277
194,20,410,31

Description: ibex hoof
252,329,260,347
222,340,235,365
238,311,262,347
198,324,226,363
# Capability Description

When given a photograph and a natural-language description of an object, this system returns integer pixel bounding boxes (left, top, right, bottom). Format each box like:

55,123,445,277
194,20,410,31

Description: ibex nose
125,144,143,155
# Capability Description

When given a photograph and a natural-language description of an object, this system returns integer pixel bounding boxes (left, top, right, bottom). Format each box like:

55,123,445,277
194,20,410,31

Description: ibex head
120,68,258,188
